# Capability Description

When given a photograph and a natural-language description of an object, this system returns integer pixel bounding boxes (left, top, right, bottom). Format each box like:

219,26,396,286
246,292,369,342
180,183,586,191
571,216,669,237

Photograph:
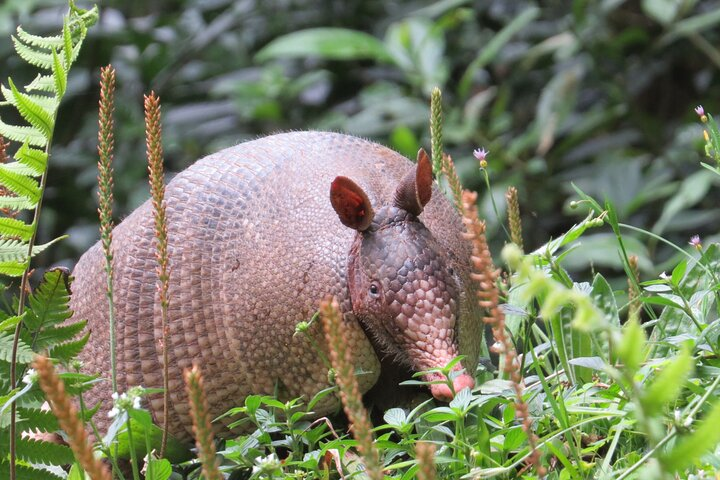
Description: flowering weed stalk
97,65,117,393
34,355,112,480
461,190,545,475
184,365,223,480
144,91,171,457
321,297,383,480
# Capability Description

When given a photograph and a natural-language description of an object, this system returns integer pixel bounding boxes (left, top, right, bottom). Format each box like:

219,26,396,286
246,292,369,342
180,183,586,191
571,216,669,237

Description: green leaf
670,259,688,287
15,142,48,175
0,261,29,277
617,318,646,374
0,217,33,241
146,458,172,480
0,196,36,211
660,8,720,45
11,36,55,69
26,74,56,93
0,436,75,466
459,6,540,97
48,331,90,364
0,164,41,203
0,461,64,480
15,407,60,433
641,346,694,416
62,21,73,69
661,400,720,471
0,118,46,147
51,49,66,97
256,28,392,62
7,77,55,139
25,268,73,331
0,331,34,362
33,320,87,351
0,314,24,332
15,26,65,49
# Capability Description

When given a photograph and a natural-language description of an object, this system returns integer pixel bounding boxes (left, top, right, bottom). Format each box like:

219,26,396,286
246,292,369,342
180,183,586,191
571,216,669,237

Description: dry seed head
321,297,383,480
34,356,112,480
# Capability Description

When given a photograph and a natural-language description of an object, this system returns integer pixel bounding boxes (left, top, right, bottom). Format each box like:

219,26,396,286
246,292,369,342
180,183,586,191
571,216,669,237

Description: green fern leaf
0,162,43,177
51,49,66,97
48,331,90,364
62,21,73,69
7,78,55,139
26,74,55,93
0,217,34,241
0,314,24,332
1,85,58,115
0,261,29,277
0,461,64,480
11,36,54,70
32,320,86,351
0,164,41,202
16,407,60,433
15,142,48,175
15,26,65,49
0,118,46,147
0,436,75,466
25,269,72,331
0,196,35,211
0,238,30,263
0,332,34,362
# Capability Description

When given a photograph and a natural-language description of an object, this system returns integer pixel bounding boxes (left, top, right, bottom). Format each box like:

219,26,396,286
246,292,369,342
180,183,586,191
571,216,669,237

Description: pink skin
425,368,476,402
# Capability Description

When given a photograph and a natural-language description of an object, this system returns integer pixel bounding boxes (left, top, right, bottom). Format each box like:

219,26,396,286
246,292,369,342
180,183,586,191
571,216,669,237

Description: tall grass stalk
144,91,171,458
184,365,223,480
34,355,113,480
97,65,117,393
320,297,384,480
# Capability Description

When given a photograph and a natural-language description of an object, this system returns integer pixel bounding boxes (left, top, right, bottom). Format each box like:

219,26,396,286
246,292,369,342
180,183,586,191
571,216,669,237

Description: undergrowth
0,3,719,480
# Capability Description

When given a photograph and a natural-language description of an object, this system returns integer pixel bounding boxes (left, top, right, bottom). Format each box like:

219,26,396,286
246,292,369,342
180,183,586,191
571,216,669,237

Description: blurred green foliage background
1,0,719,278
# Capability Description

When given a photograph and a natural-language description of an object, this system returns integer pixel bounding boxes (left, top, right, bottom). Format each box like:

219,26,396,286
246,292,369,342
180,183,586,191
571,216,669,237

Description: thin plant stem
144,91,171,457
97,65,117,393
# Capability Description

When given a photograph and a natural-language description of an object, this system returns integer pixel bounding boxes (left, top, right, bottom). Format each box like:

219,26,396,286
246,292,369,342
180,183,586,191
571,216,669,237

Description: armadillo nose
429,373,475,402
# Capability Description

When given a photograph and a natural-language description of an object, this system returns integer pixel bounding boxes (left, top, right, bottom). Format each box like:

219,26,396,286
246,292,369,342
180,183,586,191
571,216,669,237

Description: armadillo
70,131,482,443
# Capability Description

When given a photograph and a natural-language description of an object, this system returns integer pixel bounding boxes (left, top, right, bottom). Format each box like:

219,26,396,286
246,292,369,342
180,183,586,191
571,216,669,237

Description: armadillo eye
448,267,455,276
369,283,380,297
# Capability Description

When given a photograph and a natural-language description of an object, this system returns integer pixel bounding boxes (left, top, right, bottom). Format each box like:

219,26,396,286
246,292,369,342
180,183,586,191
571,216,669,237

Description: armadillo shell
70,131,483,443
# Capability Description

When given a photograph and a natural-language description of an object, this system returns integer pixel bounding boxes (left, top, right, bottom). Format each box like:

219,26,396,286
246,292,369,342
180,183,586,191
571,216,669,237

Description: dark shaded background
1,0,719,280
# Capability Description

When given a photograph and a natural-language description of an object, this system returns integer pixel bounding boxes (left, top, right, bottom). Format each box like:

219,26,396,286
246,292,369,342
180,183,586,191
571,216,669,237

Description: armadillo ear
330,176,375,231
393,148,433,216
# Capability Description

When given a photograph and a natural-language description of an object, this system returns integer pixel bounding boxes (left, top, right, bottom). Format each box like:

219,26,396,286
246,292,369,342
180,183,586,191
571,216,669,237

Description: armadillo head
329,149,474,401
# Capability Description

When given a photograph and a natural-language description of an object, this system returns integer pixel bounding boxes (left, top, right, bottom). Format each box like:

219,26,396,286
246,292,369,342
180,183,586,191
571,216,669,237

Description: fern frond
0,197,35,211
0,162,44,177
11,37,55,70
0,461,64,480
26,74,55,93
0,237,64,273
7,79,55,139
25,269,72,331
0,436,75,466
14,27,65,49
0,118,45,147
0,314,24,332
48,331,89,364
16,407,60,433
0,332,33,363
32,320,86,351
51,50,66,97
62,22,73,70
0,165,41,202
0,217,33,241
0,261,29,277
1,85,58,117
15,142,48,176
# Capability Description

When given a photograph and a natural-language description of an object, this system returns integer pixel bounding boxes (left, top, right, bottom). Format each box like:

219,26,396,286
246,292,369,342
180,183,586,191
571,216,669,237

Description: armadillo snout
427,370,475,401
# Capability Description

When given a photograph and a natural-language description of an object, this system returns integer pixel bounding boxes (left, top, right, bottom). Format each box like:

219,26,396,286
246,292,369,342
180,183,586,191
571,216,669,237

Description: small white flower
252,453,281,474
659,271,669,280
108,406,120,418
22,369,37,385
